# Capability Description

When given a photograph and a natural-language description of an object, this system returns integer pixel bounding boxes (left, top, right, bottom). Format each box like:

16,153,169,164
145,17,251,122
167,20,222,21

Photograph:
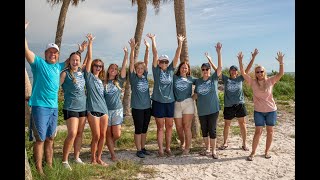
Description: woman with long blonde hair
237,51,285,161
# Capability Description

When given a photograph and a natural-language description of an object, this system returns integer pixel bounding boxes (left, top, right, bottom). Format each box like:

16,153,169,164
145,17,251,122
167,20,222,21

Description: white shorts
174,98,195,118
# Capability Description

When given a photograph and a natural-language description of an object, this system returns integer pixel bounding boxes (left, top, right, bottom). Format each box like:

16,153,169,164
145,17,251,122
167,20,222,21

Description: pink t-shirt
247,77,277,112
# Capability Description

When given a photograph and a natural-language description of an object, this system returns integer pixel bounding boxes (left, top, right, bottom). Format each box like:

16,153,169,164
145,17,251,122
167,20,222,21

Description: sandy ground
56,102,295,180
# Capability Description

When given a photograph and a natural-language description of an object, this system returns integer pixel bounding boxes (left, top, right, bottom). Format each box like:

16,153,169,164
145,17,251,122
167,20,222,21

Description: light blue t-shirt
84,71,108,114
173,75,197,102
104,76,125,110
61,68,86,112
28,55,64,108
194,72,220,116
222,74,245,107
129,71,151,110
151,62,175,103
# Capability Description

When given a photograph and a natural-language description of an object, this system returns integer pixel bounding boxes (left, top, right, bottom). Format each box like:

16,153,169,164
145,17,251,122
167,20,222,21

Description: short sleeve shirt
222,74,245,107
129,71,151,109
173,75,197,102
104,76,125,110
151,62,175,103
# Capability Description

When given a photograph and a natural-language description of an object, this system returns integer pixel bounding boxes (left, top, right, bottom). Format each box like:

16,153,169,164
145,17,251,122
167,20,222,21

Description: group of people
25,21,285,175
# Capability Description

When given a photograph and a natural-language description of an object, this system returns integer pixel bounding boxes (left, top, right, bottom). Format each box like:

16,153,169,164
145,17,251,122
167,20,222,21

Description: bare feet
158,150,165,157
111,155,118,162
97,159,108,167
182,149,190,155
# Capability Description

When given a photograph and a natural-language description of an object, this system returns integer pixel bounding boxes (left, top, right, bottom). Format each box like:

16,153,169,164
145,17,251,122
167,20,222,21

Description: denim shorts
254,110,277,126
29,106,58,142
108,108,123,126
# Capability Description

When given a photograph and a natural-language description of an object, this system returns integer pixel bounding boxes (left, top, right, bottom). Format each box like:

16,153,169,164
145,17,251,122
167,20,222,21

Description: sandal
158,151,165,157
218,145,228,150
265,154,271,159
165,149,173,157
199,150,211,156
246,155,254,161
240,146,249,151
212,153,219,159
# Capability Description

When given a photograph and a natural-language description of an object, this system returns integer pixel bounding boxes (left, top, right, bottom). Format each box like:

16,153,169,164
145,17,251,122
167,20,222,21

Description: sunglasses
202,68,209,71
256,71,264,74
93,64,103,68
159,61,169,64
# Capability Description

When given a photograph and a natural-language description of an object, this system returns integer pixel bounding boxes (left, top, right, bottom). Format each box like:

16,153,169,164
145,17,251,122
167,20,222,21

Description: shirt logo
74,72,85,91
197,80,212,95
160,71,172,85
106,82,119,95
94,78,104,96
175,77,191,91
137,78,149,93
226,79,241,93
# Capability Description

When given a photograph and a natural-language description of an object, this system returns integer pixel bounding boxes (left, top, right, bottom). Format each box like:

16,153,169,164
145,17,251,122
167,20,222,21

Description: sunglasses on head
159,60,169,64
256,71,264,74
93,64,103,68
202,68,209,71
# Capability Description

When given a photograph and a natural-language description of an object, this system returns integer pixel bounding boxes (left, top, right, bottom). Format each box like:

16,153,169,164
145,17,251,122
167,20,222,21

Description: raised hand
275,51,285,64
86,33,95,42
205,52,212,62
123,46,128,53
177,34,186,42
146,33,156,40
251,48,259,58
215,42,222,53
78,40,88,53
237,52,243,62
128,38,136,49
144,39,150,48
25,21,29,30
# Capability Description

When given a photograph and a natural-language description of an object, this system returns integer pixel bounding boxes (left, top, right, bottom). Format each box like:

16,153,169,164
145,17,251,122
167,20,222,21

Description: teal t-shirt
222,74,245,107
151,62,175,103
104,76,125,110
84,71,108,114
28,55,64,108
129,71,151,109
61,68,86,112
194,72,220,116
173,75,197,102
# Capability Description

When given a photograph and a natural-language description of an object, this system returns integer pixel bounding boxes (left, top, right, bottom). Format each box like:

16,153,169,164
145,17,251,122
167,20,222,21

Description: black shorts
63,109,87,120
223,104,247,120
89,111,106,118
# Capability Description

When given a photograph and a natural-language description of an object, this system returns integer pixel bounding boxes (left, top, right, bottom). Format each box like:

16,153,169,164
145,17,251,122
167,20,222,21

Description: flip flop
246,155,254,161
218,145,228,150
240,146,249,151
212,153,219,159
265,154,271,159
199,150,211,156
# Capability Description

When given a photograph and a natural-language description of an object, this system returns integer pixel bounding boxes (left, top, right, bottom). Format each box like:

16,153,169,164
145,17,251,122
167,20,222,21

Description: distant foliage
191,66,202,78
58,100,64,125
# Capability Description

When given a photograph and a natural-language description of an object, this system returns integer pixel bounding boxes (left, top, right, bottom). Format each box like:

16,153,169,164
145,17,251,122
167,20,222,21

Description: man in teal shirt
25,22,65,175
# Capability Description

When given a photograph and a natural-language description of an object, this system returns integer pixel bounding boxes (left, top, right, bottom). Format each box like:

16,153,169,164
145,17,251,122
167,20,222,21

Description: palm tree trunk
55,0,72,49
25,68,32,180
174,0,200,138
174,0,189,62
123,0,148,117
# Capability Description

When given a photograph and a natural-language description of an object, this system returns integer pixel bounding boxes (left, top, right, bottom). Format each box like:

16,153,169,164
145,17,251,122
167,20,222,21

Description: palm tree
174,0,200,138
122,0,167,116
47,0,85,49
25,68,32,180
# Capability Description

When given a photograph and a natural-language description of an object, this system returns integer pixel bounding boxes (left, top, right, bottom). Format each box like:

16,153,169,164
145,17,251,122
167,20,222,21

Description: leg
44,137,54,168
165,118,174,153
74,116,86,160
250,126,263,157
132,108,143,151
62,117,79,162
182,114,193,154
208,112,218,156
156,118,165,156
237,117,248,150
111,125,122,161
97,115,108,165
33,141,45,174
141,108,151,153
199,115,210,154
174,117,185,150
221,120,231,148
265,126,274,157
87,113,101,164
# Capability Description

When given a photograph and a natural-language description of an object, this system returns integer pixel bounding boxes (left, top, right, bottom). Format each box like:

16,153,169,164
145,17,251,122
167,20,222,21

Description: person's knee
92,133,100,142
255,128,263,135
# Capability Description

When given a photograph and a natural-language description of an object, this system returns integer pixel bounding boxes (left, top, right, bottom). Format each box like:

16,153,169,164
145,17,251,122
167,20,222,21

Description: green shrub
58,100,64,126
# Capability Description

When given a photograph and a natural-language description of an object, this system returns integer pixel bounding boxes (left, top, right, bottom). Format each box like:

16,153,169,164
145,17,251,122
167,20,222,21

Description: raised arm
143,38,150,71
25,21,35,64
78,40,88,70
215,42,223,77
237,52,251,82
273,51,285,82
172,34,186,68
85,33,95,73
120,46,128,79
204,52,217,71
245,48,258,74
146,33,158,67
128,38,136,73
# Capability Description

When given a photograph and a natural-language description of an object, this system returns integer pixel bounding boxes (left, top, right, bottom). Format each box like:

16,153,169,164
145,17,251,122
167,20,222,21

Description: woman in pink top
237,51,284,161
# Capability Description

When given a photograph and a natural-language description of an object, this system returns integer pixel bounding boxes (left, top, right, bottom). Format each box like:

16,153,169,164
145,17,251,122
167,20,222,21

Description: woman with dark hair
104,47,128,161
173,61,197,155
237,51,285,161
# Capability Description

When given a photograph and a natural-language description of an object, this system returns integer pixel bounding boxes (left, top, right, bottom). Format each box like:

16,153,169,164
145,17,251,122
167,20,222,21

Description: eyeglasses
256,71,264,74
93,64,103,68
202,68,209,71
159,61,169,64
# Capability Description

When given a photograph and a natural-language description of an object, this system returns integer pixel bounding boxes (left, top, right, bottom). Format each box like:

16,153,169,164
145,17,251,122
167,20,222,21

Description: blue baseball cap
229,65,238,71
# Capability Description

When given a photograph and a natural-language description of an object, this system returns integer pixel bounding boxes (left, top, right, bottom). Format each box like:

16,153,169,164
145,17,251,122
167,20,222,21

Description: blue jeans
29,106,58,142
254,110,277,126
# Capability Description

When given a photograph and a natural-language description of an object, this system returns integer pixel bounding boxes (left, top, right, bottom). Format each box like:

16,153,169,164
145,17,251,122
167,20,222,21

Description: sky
25,0,295,75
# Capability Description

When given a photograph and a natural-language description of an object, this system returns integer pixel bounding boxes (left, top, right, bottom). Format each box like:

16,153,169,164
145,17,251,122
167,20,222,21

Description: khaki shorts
174,98,195,118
